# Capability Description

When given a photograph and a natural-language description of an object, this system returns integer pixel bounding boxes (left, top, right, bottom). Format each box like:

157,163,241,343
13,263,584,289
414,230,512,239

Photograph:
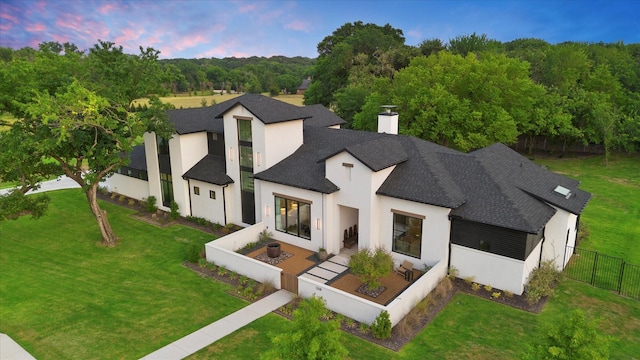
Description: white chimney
378,105,398,134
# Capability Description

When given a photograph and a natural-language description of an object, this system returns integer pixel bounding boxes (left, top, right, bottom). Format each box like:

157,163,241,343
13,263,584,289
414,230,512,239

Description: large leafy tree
0,41,173,245
304,21,407,107
354,52,545,151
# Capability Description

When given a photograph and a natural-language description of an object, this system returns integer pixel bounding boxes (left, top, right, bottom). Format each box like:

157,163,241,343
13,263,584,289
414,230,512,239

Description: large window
392,212,423,258
160,173,173,207
275,196,311,239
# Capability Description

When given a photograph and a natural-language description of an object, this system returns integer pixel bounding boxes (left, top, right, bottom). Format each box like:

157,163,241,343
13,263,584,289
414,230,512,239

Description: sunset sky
1,0,638,59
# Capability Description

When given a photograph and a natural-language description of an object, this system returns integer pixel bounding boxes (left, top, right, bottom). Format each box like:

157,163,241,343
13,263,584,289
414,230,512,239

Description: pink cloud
0,23,12,32
175,34,209,51
99,3,119,14
0,12,18,23
56,13,85,32
114,27,144,45
237,3,257,13
285,20,309,32
25,23,46,32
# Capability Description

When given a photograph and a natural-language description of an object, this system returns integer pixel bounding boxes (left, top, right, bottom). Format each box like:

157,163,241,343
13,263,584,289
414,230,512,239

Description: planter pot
318,250,328,261
267,243,281,258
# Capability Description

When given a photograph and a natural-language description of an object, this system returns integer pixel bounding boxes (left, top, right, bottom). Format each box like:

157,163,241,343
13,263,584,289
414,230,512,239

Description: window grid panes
392,213,422,258
209,190,216,199
193,186,200,195
275,196,311,240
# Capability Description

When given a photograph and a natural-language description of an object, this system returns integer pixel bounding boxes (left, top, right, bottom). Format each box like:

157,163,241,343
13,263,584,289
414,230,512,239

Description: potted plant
318,247,328,261
267,242,281,258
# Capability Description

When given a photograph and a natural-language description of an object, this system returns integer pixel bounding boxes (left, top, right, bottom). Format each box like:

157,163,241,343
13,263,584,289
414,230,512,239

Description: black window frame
275,196,311,240
392,212,423,258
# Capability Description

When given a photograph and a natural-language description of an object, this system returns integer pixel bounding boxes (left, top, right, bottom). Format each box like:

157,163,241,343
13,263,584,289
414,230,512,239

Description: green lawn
1,155,638,359
535,154,640,263
0,189,248,359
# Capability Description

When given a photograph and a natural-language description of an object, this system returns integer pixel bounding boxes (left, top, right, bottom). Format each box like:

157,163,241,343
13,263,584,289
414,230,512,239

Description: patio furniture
343,226,357,249
395,260,414,281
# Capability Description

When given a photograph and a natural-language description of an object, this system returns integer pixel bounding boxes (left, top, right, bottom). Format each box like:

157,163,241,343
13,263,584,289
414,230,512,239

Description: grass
134,93,305,109
1,154,638,359
535,154,640,263
0,189,248,359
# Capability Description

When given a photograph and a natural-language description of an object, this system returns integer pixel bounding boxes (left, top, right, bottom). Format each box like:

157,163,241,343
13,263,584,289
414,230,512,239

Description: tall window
237,119,255,224
392,212,423,258
275,196,311,239
157,136,169,155
160,173,173,207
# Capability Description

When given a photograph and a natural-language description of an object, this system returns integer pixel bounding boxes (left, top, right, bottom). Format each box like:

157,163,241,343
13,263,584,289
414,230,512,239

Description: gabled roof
255,127,590,234
213,93,311,124
125,145,147,170
298,78,311,90
182,155,233,185
167,105,225,135
303,104,346,128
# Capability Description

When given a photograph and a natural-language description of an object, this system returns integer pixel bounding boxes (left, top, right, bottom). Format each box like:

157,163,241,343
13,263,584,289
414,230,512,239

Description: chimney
378,105,398,134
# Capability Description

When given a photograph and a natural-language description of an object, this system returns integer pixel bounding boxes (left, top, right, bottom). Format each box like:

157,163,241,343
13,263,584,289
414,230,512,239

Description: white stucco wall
143,132,163,209
450,241,543,295
170,132,208,217
188,179,227,224
258,181,325,253
377,196,452,267
104,174,149,200
325,151,395,250
541,206,578,270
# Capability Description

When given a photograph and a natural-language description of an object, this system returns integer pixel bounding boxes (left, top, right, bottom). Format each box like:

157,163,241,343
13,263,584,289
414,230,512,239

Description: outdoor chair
395,260,414,281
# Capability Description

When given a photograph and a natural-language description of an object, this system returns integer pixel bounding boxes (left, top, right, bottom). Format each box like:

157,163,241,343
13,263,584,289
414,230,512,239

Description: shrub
504,290,514,298
433,277,453,299
358,322,371,334
110,192,118,199
257,280,275,295
185,243,202,263
118,195,126,202
145,196,158,213
217,265,228,276
212,222,222,231
348,247,393,290
259,229,273,243
484,284,493,292
524,309,610,360
371,310,392,339
447,266,459,280
464,276,476,284
492,291,502,299
471,283,481,291
525,260,563,304
169,200,180,220
344,317,356,329
127,199,135,207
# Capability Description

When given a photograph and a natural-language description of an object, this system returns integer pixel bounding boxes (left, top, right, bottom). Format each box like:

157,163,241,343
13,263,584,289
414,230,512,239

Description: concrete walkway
0,176,80,196
140,289,292,360
0,333,36,360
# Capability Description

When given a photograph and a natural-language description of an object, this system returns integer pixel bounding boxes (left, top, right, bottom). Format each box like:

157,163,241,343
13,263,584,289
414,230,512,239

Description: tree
1,42,173,246
262,295,348,360
348,247,393,290
448,32,503,56
524,309,610,359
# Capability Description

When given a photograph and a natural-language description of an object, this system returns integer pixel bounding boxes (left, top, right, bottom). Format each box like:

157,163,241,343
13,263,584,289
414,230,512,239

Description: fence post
591,252,599,285
617,260,626,295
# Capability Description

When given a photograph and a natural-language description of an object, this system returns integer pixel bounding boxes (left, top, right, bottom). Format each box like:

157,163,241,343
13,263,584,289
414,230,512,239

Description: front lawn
0,189,247,359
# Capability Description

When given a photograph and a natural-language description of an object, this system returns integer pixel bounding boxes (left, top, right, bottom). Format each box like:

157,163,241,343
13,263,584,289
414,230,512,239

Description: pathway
0,176,80,196
140,289,292,360
0,333,36,360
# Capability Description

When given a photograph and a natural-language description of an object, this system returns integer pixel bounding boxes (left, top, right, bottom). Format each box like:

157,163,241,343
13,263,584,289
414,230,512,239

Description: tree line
158,56,314,96
304,22,640,160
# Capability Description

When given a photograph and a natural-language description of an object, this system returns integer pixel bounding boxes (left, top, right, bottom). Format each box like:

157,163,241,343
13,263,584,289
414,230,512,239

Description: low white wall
298,277,385,326
105,174,149,201
451,244,531,295
299,260,446,327
385,260,447,326
204,222,282,288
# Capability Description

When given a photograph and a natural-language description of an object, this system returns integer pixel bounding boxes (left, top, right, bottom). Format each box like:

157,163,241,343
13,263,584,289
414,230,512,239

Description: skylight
554,185,572,199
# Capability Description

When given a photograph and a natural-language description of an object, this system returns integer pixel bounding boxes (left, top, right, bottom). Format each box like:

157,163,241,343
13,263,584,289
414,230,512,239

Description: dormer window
554,185,572,199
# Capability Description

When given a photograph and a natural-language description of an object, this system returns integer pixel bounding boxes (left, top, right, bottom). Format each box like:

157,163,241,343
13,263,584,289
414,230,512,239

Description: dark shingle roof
125,145,147,170
214,93,311,124
167,105,225,135
298,78,311,90
182,155,233,185
303,104,346,127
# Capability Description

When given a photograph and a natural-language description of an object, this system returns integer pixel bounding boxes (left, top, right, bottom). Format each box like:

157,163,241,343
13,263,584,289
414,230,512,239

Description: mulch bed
356,284,387,298
254,250,293,265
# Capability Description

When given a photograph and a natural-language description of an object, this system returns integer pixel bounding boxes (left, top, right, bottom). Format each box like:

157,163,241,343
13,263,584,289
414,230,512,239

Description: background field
134,93,305,109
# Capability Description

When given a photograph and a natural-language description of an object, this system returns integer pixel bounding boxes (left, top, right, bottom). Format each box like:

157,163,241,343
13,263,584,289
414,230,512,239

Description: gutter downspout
187,178,193,216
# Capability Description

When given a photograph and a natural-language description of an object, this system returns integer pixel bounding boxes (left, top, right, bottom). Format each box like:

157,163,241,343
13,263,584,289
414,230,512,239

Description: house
106,94,590,318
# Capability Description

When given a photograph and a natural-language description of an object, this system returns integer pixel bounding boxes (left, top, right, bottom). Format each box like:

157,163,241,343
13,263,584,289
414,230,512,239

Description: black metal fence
564,246,640,300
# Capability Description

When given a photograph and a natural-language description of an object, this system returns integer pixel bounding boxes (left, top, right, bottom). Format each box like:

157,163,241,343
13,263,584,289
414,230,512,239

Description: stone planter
318,249,328,261
266,242,281,258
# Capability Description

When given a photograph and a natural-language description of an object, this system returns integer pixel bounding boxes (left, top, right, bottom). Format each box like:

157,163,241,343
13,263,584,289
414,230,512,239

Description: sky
1,0,638,59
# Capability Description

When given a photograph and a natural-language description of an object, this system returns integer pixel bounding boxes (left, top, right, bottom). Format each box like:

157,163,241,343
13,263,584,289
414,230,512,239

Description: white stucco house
106,94,590,318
